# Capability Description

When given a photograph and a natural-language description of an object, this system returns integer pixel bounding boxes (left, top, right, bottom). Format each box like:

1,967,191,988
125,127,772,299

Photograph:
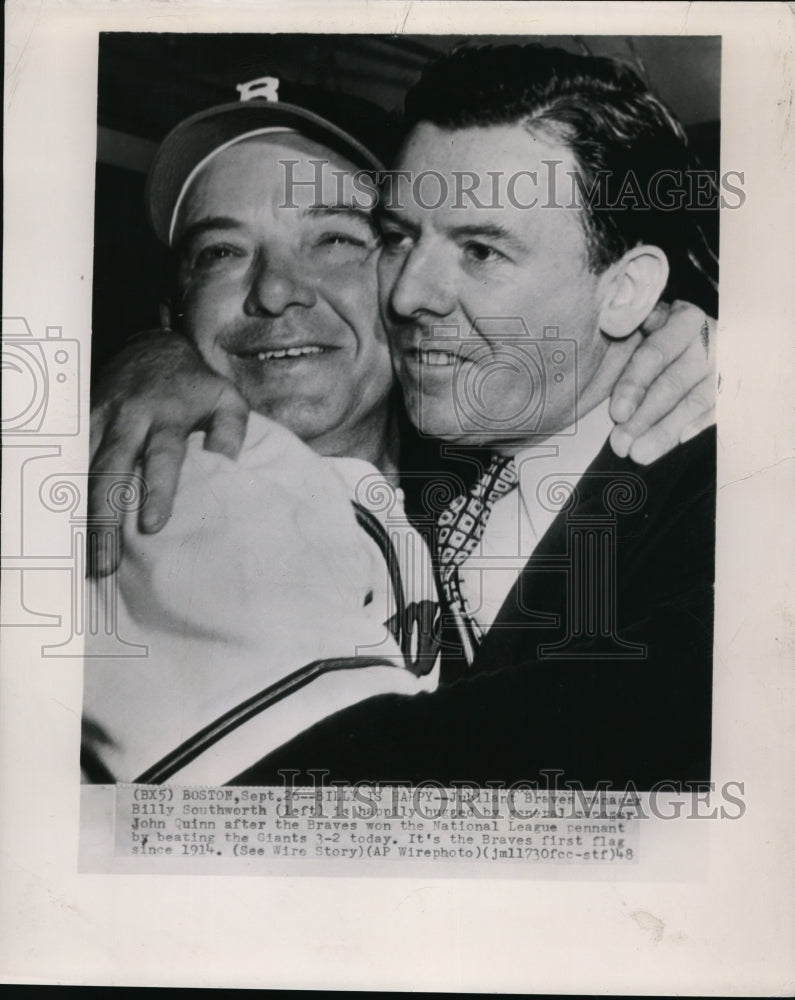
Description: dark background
92,33,721,377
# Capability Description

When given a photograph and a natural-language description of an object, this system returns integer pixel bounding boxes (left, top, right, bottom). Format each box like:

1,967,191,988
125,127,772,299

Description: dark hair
404,44,718,309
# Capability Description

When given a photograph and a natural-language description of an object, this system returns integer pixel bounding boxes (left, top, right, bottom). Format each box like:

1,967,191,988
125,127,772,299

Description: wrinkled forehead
173,132,364,239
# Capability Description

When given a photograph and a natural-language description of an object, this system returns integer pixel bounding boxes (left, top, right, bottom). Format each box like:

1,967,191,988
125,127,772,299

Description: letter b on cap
236,77,280,103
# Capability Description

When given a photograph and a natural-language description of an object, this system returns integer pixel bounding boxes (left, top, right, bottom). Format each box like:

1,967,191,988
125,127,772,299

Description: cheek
376,252,403,305
488,269,598,337
181,284,236,365
319,261,387,348
182,276,233,324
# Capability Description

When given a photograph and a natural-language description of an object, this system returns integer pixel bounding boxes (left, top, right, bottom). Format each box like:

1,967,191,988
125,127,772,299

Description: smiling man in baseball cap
82,78,441,785
146,75,394,463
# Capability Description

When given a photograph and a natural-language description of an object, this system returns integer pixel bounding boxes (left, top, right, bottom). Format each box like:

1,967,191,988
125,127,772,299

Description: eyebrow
374,210,527,254
305,205,378,235
174,216,244,253
445,223,529,254
175,207,378,255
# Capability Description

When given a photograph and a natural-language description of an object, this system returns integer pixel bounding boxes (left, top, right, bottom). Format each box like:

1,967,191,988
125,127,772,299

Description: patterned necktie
437,455,519,665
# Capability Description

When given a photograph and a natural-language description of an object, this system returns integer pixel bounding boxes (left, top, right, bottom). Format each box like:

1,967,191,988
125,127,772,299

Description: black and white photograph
83,31,719,791
2,1,793,993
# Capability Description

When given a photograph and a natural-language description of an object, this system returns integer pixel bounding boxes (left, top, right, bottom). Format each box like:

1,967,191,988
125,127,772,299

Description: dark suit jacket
234,427,715,791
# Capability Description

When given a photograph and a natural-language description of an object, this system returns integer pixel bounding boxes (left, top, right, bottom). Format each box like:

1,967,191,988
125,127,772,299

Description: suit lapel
472,438,632,673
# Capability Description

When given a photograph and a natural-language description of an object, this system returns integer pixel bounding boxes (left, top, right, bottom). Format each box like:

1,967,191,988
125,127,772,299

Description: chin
408,405,467,443
249,399,329,442
404,391,496,445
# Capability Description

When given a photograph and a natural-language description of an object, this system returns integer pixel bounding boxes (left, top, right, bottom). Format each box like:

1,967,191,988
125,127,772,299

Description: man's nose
387,243,455,319
244,251,317,316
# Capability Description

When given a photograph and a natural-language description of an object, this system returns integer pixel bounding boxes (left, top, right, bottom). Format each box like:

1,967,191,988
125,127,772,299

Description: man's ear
597,246,670,339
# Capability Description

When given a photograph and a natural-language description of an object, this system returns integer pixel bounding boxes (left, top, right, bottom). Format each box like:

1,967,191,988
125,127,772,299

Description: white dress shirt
458,399,615,632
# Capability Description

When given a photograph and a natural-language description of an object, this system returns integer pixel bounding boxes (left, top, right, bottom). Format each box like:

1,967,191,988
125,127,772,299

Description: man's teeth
415,349,456,367
255,346,324,360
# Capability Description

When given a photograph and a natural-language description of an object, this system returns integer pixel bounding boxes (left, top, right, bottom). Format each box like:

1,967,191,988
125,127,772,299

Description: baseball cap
146,75,386,246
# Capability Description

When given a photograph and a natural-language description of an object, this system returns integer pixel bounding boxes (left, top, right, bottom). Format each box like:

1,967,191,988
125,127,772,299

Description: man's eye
193,244,242,268
464,241,505,264
379,229,411,253
315,232,368,250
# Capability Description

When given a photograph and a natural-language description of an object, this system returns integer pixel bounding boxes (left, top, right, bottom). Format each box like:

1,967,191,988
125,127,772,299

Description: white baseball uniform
82,413,440,785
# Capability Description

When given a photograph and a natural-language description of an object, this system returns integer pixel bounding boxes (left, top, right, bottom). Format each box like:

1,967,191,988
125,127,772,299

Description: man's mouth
404,347,463,368
231,344,332,362
253,346,326,361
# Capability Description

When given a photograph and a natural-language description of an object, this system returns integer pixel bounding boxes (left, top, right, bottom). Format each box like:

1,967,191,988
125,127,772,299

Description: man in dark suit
234,44,717,791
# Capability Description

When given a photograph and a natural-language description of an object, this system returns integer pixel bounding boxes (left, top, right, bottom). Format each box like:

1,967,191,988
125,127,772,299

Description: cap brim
146,100,384,245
